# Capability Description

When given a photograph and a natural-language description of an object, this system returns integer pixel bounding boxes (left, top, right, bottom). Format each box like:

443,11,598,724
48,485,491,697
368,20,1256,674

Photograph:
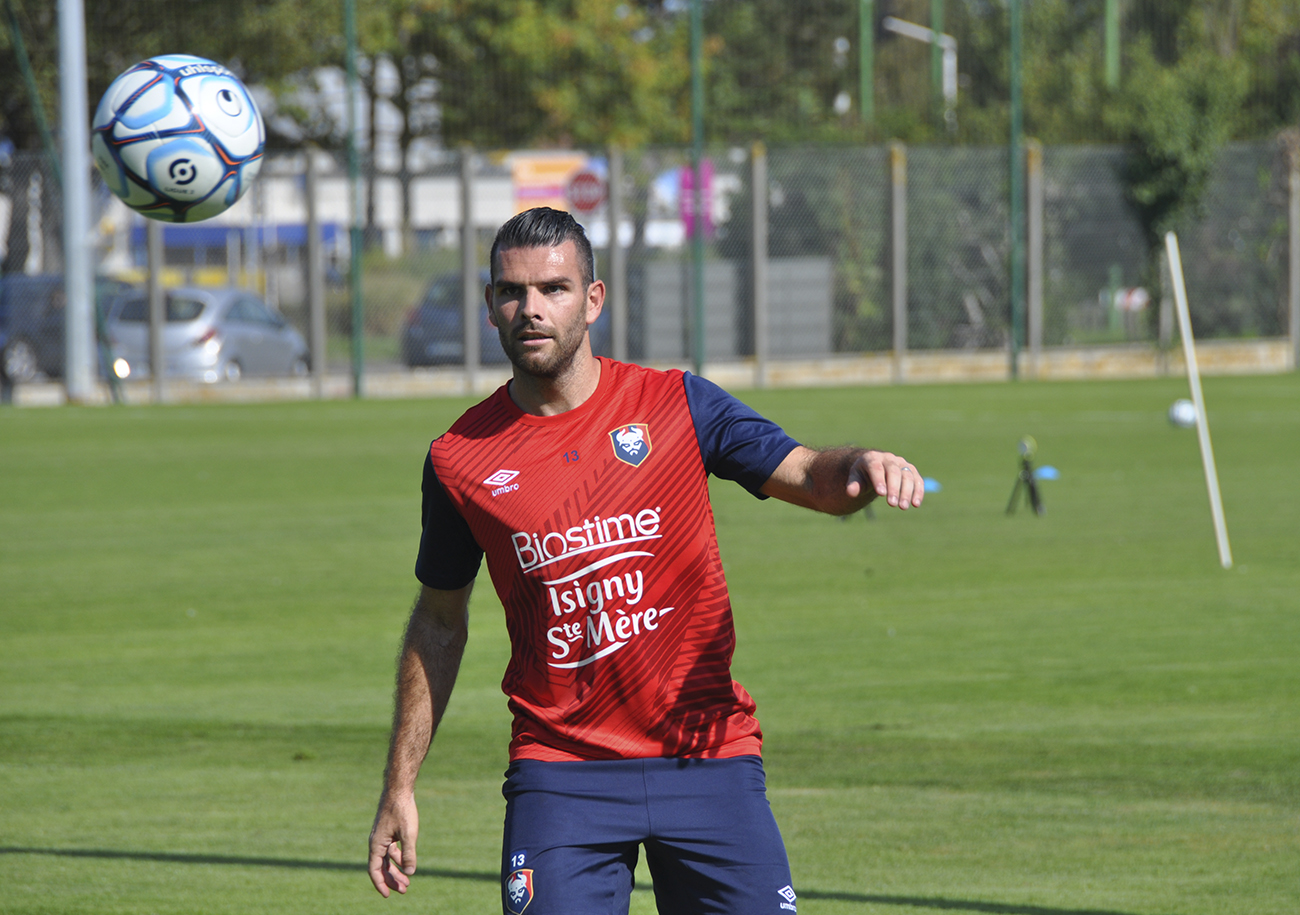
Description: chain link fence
1,141,1293,390
1042,146,1151,345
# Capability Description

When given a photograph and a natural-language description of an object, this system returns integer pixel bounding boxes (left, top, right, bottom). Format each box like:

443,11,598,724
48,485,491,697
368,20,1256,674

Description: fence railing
1,141,1296,396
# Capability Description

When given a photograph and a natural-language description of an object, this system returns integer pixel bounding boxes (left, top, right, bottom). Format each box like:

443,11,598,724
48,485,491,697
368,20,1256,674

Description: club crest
609,423,652,467
505,868,534,914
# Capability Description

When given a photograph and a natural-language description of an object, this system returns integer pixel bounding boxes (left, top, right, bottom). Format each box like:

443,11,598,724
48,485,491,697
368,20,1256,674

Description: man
369,207,924,914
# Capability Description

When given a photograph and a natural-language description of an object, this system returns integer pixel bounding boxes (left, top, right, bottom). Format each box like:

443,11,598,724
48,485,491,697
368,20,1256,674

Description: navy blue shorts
499,755,797,915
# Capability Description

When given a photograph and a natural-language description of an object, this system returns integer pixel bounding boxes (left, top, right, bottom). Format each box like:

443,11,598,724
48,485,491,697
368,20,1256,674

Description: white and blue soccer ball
92,54,264,223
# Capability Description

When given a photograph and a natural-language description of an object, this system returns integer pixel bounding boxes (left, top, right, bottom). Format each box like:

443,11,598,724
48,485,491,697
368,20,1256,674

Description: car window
226,298,257,323
112,294,207,323
248,298,282,326
421,278,460,310
168,297,205,322
114,295,147,322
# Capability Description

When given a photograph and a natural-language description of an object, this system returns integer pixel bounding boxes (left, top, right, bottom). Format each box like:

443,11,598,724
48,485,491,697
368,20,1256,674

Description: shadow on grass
0,846,493,885
0,848,1147,915
799,889,1145,915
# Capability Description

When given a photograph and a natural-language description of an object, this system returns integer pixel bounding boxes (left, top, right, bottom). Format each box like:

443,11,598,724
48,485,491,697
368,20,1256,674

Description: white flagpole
1164,231,1233,569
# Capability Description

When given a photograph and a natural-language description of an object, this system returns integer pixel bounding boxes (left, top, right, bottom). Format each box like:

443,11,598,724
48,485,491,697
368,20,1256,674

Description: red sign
567,170,606,213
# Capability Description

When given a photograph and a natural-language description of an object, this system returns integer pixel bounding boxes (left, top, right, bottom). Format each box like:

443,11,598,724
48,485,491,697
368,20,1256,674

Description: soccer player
368,207,924,915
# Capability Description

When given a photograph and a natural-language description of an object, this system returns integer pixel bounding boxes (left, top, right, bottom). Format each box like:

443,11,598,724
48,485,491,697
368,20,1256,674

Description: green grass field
1,374,1297,915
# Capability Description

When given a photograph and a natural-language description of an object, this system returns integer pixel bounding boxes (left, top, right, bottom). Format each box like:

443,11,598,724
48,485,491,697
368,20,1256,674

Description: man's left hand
847,450,924,510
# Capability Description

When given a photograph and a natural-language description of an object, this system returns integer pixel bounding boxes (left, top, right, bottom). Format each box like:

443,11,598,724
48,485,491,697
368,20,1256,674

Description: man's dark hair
489,207,595,288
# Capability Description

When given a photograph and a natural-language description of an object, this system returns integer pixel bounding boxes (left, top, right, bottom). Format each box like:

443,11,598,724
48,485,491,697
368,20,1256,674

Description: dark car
0,275,134,382
401,271,611,368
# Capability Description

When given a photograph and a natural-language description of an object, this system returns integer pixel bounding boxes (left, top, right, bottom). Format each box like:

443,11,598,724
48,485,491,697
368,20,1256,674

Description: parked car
0,274,135,382
400,271,611,368
106,287,309,383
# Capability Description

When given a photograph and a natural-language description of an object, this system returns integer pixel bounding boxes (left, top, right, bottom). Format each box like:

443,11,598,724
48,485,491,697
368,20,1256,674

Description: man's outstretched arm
368,582,473,898
760,445,924,515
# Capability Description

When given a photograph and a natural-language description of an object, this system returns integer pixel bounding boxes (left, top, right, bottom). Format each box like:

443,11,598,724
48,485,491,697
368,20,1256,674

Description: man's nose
519,287,545,319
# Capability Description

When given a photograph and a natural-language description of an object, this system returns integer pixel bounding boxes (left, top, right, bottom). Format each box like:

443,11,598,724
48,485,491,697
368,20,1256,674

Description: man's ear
585,279,606,327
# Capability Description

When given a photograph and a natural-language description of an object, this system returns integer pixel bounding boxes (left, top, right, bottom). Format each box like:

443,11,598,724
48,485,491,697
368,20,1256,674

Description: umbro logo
777,885,797,911
484,468,520,497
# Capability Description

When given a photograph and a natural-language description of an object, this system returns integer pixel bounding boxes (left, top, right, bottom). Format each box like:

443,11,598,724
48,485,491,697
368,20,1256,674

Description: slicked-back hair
489,207,595,288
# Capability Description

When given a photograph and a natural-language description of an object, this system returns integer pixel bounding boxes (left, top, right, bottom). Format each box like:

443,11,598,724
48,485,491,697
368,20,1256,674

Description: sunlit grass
1,373,1296,914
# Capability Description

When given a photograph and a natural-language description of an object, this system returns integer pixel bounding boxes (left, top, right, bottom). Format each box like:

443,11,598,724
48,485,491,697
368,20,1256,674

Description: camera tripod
1006,436,1045,516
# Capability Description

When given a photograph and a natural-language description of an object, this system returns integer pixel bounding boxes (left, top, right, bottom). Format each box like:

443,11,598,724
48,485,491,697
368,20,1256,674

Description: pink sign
679,159,714,239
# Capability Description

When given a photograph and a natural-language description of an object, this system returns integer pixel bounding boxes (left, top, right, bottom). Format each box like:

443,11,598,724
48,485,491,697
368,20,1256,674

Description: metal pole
306,152,326,398
147,219,164,403
1104,0,1120,90
751,142,769,388
1290,158,1299,371
1008,0,1025,380
460,147,479,393
344,0,364,398
690,0,705,375
226,229,240,287
860,0,874,126
5,0,60,188
1026,139,1044,378
607,146,628,363
890,141,907,384
930,0,944,128
59,0,95,403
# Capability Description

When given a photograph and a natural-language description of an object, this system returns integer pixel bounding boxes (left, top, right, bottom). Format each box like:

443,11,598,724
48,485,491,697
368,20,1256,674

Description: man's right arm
368,582,473,898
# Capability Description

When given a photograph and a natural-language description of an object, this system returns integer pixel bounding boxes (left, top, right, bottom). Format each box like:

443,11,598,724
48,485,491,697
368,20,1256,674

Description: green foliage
705,0,872,143
1106,39,1248,248
401,0,686,148
0,0,342,150
6,0,1300,156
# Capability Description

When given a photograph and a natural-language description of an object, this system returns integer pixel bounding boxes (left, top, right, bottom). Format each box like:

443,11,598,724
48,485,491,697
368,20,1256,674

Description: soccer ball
92,55,264,223
1168,398,1198,428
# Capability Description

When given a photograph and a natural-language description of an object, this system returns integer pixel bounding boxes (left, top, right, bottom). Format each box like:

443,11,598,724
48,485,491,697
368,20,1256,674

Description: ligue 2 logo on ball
168,159,197,186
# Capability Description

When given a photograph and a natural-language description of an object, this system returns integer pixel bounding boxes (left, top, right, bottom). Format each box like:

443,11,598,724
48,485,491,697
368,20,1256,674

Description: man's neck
508,353,602,416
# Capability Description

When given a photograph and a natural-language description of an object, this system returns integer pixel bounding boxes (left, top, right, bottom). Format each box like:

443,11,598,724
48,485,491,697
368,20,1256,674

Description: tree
0,0,343,154
1106,39,1247,249
405,0,687,149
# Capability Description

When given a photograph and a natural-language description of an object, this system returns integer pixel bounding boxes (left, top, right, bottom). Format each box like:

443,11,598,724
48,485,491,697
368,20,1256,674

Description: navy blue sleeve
683,372,801,498
415,451,485,590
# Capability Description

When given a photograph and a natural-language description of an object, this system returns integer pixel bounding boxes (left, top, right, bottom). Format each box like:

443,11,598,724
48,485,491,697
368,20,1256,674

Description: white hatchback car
108,287,309,382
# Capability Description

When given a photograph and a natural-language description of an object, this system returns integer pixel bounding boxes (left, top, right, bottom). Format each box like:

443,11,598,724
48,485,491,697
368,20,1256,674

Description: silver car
107,287,309,383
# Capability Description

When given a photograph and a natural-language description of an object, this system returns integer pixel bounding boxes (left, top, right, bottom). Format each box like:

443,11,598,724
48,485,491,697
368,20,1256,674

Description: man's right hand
369,791,419,897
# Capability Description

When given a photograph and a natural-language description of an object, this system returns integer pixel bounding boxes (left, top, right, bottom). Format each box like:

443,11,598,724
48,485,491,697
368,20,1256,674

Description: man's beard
497,309,588,379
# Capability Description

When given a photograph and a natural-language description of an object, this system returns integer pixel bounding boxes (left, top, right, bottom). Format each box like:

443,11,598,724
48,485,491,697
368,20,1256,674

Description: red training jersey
419,358,798,762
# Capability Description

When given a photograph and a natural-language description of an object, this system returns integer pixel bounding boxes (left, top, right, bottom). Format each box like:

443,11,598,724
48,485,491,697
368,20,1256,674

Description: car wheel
221,360,243,383
2,338,39,383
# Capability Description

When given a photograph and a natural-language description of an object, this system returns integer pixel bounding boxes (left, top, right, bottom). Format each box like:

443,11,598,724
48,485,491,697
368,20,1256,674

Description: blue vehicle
401,271,611,368
0,274,134,382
